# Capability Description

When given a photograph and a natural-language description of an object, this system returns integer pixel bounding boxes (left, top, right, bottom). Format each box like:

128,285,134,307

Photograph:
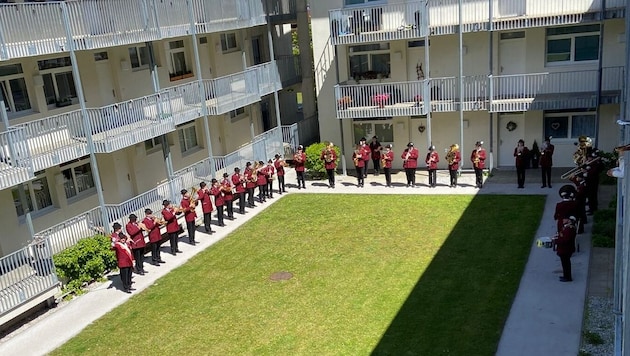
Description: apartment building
311,0,626,171
0,0,316,324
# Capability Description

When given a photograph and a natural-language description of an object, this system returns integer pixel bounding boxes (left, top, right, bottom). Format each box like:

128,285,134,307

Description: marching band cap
200,181,207,188
162,199,170,206
360,137,366,141
258,160,264,165
407,142,414,147
145,208,152,214
372,136,378,139
223,172,229,177
112,222,122,230
128,214,137,220
428,145,435,150
274,153,280,158
569,216,577,223
518,139,525,144
211,178,218,183
246,161,252,166
298,145,304,150
234,167,241,171
386,144,392,148
180,189,187,195
475,141,483,146
268,159,273,163
545,136,552,141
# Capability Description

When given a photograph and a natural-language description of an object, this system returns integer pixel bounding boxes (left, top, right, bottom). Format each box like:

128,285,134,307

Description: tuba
325,149,334,163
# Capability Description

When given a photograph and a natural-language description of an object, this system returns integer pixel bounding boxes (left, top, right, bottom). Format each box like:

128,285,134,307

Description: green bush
305,142,341,180
592,233,615,248
591,209,616,248
54,235,117,296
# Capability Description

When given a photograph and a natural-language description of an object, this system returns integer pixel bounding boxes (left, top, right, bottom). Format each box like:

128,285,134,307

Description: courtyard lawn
53,194,545,356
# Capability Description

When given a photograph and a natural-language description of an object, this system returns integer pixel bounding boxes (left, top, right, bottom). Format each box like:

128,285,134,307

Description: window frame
38,56,78,108
12,171,54,219
61,161,96,202
144,136,163,153
128,45,150,70
544,111,596,140
348,43,391,80
0,63,32,116
220,33,239,53
545,25,600,66
229,107,246,119
352,119,394,144
167,40,192,80
343,0,386,7
177,124,199,154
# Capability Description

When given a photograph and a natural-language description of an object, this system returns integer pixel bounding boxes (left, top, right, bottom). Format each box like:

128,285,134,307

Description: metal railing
0,0,267,62
334,80,429,119
428,75,488,112
0,127,35,191
265,0,298,21
276,55,302,87
251,62,283,97
209,69,261,115
329,1,428,45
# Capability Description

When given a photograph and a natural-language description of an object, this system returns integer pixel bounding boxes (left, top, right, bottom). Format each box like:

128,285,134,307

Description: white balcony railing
252,61,283,97
0,127,34,191
265,0,298,21
429,75,488,112
208,69,261,115
0,0,267,61
335,81,429,119
330,1,428,45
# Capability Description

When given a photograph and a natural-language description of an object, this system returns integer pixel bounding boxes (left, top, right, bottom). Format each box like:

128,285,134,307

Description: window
199,37,208,44
168,40,192,80
229,107,245,119
353,120,394,144
500,31,525,40
0,63,31,114
12,172,53,217
38,57,77,107
546,25,600,64
544,112,596,140
178,124,198,153
220,33,239,53
128,45,150,69
408,40,430,48
61,162,95,199
93,51,109,61
144,136,163,152
349,43,390,80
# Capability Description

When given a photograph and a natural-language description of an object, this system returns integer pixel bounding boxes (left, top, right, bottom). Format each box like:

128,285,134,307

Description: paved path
0,168,594,355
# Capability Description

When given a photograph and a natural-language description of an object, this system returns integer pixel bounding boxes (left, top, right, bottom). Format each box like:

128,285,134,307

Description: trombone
561,156,601,180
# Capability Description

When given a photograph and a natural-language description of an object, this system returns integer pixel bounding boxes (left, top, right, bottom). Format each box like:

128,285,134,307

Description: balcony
335,81,429,119
265,0,298,23
276,55,302,88
0,0,267,62
252,61,283,97
489,66,624,112
427,76,488,112
0,128,34,191
329,2,428,46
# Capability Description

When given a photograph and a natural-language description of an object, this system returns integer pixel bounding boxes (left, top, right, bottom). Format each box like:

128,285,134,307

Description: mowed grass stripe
52,194,545,356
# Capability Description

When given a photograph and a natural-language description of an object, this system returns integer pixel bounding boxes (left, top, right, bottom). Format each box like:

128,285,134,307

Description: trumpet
403,150,411,164
381,154,387,168
353,150,361,166
150,215,167,226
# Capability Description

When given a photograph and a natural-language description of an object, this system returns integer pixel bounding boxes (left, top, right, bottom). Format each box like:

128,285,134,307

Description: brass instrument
221,179,233,194
353,150,361,166
324,147,334,163
189,187,198,209
149,214,167,227
403,150,411,164
381,153,387,168
561,156,601,180
445,151,456,165
294,152,304,163
473,149,481,167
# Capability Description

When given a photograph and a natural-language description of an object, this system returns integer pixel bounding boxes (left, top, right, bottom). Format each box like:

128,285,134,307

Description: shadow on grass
372,194,545,356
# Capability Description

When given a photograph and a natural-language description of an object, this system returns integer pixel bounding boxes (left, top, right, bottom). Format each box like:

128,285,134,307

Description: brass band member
425,145,439,188
126,214,149,275
143,208,165,265
255,160,268,203
471,141,486,189
446,144,461,188
221,172,235,220
402,142,419,187
294,145,306,189
381,144,394,187
210,178,226,227
556,216,577,282
232,167,247,214
161,199,182,255
197,182,214,233
514,139,529,189
110,224,134,293
540,136,554,188
369,136,383,176
274,154,288,194
353,144,365,188
244,162,257,207
265,160,275,198
180,189,197,245
320,142,337,188
360,138,371,178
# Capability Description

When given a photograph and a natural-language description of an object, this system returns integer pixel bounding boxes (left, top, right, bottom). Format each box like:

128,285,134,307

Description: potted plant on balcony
414,94,423,107
337,96,353,109
372,93,390,109
169,70,194,82
55,97,73,108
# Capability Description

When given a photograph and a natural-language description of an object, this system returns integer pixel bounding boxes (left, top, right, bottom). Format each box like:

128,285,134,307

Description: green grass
53,194,544,356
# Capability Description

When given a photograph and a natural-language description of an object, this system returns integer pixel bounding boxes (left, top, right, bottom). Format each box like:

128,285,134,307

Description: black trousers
541,166,552,187
278,176,285,193
371,159,380,175
216,205,224,225
586,179,599,212
258,185,267,202
449,169,458,187
120,266,132,290
405,168,416,185
186,220,196,243
326,169,335,187
247,187,255,206
168,231,179,253
225,199,234,218
297,171,305,188
363,160,370,177
516,166,526,187
428,169,437,187
384,167,391,186
267,180,274,197
132,248,145,272
203,212,213,232
237,192,246,212
151,241,162,262
355,166,364,186
559,254,572,280
474,167,483,187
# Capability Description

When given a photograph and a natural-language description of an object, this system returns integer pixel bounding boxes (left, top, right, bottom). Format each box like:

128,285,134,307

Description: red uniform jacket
232,173,246,193
361,144,371,163
556,224,577,256
221,178,234,201
143,216,162,243
126,221,146,249
294,152,306,172
111,241,134,268
110,231,121,244
321,150,337,170
245,168,257,188
211,185,224,206
471,148,486,169
162,207,179,234
449,151,462,171
256,167,267,186
425,151,439,170
554,200,580,233
274,159,285,176
180,197,197,223
370,141,382,160
353,152,365,168
382,151,394,169
514,147,530,168
540,144,554,168
402,148,419,169
197,188,213,214
266,165,275,182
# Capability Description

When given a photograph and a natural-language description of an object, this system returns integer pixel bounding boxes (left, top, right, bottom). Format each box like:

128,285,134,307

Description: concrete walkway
0,167,593,355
